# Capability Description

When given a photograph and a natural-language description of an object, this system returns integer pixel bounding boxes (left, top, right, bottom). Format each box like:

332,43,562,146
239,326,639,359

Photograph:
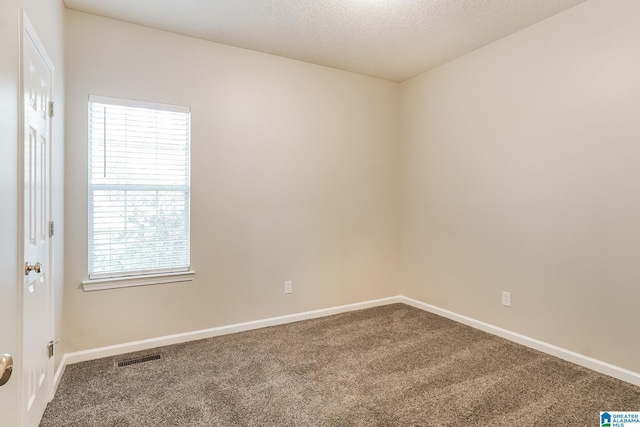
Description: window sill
81,270,195,292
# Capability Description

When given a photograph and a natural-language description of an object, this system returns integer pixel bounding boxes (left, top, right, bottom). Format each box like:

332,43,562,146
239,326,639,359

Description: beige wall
400,0,640,373
64,10,400,352
64,0,640,376
0,0,65,421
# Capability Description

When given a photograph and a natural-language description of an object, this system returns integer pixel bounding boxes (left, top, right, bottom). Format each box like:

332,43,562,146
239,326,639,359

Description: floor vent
116,354,161,368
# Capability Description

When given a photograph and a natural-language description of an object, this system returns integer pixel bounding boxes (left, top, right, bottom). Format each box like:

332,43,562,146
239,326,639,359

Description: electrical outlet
284,280,292,294
502,291,511,307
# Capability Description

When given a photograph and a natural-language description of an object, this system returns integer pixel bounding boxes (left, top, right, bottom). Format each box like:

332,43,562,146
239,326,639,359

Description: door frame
18,10,56,423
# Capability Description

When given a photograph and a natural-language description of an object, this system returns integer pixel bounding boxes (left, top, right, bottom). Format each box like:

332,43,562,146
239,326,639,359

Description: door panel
0,2,20,426
22,19,53,427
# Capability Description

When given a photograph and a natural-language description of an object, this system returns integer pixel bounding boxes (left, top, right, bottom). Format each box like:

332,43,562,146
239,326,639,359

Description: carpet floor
40,304,640,426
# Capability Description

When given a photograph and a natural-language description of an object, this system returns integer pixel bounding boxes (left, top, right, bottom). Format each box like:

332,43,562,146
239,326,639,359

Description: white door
22,15,54,427
0,2,20,425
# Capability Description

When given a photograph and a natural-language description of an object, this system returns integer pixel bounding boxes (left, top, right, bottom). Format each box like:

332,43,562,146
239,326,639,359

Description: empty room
1,0,639,425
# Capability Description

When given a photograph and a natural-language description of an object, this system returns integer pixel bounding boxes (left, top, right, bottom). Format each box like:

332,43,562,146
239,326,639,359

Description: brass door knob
0,354,13,387
24,261,42,275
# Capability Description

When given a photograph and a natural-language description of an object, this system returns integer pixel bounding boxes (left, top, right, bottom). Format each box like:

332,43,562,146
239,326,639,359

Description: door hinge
49,220,54,237
49,101,54,118
47,341,54,358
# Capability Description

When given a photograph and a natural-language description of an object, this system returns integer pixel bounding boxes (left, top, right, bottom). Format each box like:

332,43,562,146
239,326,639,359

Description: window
87,95,191,284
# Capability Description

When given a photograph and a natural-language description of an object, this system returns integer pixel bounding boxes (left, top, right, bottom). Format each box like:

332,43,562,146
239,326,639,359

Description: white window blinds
88,95,191,279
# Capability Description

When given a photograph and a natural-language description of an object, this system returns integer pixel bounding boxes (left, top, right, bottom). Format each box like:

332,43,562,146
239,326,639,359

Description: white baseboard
62,296,403,366
399,296,640,387
53,354,68,393
54,294,640,394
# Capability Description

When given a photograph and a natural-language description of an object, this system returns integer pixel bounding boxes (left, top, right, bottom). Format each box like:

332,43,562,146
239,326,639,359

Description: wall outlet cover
502,291,511,307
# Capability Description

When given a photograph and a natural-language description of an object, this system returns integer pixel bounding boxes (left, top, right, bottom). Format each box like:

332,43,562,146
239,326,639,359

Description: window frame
82,95,194,291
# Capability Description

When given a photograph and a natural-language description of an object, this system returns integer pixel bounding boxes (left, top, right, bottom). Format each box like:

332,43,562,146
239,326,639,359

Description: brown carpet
40,304,639,426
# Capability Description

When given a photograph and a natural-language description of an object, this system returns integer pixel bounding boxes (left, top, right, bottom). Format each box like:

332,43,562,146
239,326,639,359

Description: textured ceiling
63,0,587,82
